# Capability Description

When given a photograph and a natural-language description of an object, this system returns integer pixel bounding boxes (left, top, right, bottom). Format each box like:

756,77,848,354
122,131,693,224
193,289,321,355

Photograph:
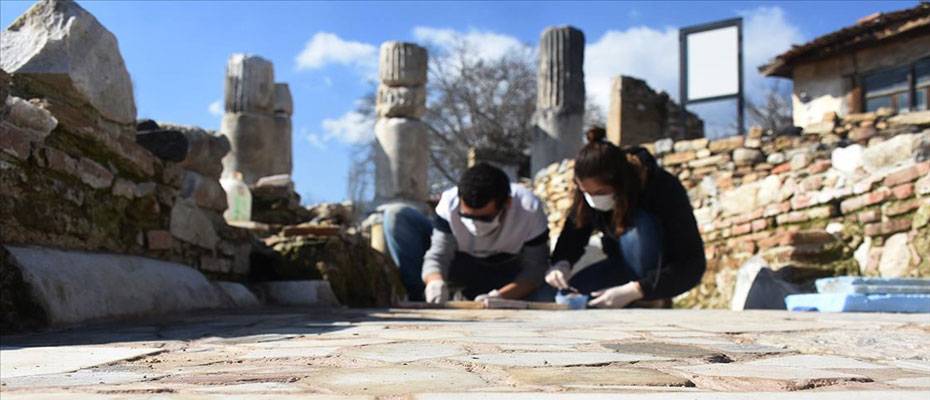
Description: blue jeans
382,204,556,302
568,209,663,295
382,204,433,301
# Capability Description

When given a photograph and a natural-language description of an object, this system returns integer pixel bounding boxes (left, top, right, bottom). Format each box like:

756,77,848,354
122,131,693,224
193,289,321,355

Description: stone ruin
535,109,930,308
607,75,704,146
531,26,586,175
0,0,403,331
373,41,429,207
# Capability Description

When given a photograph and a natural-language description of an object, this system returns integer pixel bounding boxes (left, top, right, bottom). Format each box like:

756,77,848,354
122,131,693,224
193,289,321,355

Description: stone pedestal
374,42,429,206
221,111,275,185
531,26,585,175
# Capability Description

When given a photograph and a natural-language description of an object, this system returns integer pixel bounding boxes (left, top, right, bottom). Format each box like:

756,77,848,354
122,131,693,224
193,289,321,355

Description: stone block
254,280,340,307
5,97,57,138
662,151,696,166
169,198,219,249
224,53,274,114
708,135,744,153
134,129,188,162
3,245,231,326
270,115,293,176
0,0,137,124
732,148,763,166
879,233,913,278
654,138,673,154
0,122,34,160
379,41,428,86
272,82,292,116
76,157,113,189
862,133,924,173
180,171,228,212
376,84,426,118
151,123,228,179
888,110,930,127
220,111,276,185
213,281,260,308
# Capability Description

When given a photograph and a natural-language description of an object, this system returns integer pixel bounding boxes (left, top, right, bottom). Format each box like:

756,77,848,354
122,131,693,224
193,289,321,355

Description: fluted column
531,26,585,175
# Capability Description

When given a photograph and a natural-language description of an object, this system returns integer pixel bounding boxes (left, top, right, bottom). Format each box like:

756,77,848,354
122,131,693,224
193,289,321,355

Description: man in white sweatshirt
382,163,551,303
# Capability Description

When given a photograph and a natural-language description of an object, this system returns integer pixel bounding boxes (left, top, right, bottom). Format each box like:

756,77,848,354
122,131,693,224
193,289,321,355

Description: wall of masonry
534,109,930,308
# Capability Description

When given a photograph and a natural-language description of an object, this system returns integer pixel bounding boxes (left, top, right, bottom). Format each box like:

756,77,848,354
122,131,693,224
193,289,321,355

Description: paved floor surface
2,308,929,399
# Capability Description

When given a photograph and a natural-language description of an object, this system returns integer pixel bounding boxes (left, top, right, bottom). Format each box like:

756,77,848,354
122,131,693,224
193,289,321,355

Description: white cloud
295,32,377,75
305,131,328,150
583,6,803,118
413,26,530,64
322,110,375,144
208,99,223,117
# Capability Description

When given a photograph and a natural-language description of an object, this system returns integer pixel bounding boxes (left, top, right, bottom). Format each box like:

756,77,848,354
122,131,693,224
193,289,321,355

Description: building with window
760,3,930,128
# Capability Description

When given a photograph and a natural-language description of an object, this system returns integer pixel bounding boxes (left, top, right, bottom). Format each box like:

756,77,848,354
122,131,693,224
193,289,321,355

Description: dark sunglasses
459,208,502,223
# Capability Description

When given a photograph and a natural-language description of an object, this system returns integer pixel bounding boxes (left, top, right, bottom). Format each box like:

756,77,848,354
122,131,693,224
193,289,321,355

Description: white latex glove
588,281,644,309
544,260,572,289
425,280,449,304
473,289,501,303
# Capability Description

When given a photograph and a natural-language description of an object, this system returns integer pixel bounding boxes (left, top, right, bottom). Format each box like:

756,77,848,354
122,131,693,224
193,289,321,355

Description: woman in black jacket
545,127,706,308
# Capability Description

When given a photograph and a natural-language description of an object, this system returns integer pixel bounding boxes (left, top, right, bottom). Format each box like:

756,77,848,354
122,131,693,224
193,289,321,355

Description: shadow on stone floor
0,307,451,349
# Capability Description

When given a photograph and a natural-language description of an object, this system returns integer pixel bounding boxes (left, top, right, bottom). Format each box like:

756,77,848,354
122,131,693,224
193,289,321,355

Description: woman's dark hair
571,127,642,236
458,163,511,209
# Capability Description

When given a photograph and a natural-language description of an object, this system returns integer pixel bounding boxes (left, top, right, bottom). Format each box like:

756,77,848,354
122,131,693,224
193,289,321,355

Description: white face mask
583,192,615,211
460,214,501,237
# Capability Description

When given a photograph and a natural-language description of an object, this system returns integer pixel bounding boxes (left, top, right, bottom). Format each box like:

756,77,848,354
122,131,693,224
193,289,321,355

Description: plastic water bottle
221,172,252,222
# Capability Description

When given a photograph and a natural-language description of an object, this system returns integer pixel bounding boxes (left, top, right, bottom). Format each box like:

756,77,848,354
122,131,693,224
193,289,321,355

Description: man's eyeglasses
459,209,502,223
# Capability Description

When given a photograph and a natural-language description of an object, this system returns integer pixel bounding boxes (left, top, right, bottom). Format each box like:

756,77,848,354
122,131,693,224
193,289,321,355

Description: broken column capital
224,54,275,114
379,42,428,87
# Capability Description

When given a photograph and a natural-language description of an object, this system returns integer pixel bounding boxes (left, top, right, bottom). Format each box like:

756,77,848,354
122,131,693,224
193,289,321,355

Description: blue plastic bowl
555,292,589,310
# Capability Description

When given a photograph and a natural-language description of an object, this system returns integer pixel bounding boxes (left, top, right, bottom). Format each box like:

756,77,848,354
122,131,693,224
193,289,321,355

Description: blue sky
1,0,916,203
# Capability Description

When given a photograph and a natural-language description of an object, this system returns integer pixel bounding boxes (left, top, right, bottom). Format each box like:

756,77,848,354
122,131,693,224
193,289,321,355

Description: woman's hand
588,281,644,308
544,261,572,289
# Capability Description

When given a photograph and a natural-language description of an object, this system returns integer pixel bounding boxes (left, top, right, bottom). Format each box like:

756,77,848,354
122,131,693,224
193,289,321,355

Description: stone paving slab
0,346,163,379
1,308,929,397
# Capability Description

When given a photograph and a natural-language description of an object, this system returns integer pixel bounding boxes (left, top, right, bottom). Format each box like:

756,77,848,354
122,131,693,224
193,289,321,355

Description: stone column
531,26,585,175
220,54,276,185
374,42,428,206
271,83,293,177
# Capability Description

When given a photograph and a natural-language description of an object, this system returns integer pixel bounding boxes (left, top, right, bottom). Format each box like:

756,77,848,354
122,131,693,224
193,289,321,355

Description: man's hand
473,289,501,303
425,280,449,304
588,281,644,308
544,260,572,289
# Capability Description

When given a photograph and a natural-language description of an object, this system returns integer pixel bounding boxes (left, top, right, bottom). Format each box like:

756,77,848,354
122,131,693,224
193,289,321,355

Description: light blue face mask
460,214,501,236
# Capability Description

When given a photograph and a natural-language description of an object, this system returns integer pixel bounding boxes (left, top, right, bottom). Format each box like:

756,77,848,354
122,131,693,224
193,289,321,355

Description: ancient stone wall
0,0,251,281
606,75,704,146
0,73,251,280
534,109,930,308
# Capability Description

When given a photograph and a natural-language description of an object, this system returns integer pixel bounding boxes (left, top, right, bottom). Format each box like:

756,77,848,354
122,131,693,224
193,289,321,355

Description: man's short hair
458,163,511,209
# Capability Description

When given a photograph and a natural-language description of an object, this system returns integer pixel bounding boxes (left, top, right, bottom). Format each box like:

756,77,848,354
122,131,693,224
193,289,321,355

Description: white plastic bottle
221,172,252,222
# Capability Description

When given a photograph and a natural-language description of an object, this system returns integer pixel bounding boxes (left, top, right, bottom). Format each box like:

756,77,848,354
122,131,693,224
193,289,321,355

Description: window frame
860,56,930,113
